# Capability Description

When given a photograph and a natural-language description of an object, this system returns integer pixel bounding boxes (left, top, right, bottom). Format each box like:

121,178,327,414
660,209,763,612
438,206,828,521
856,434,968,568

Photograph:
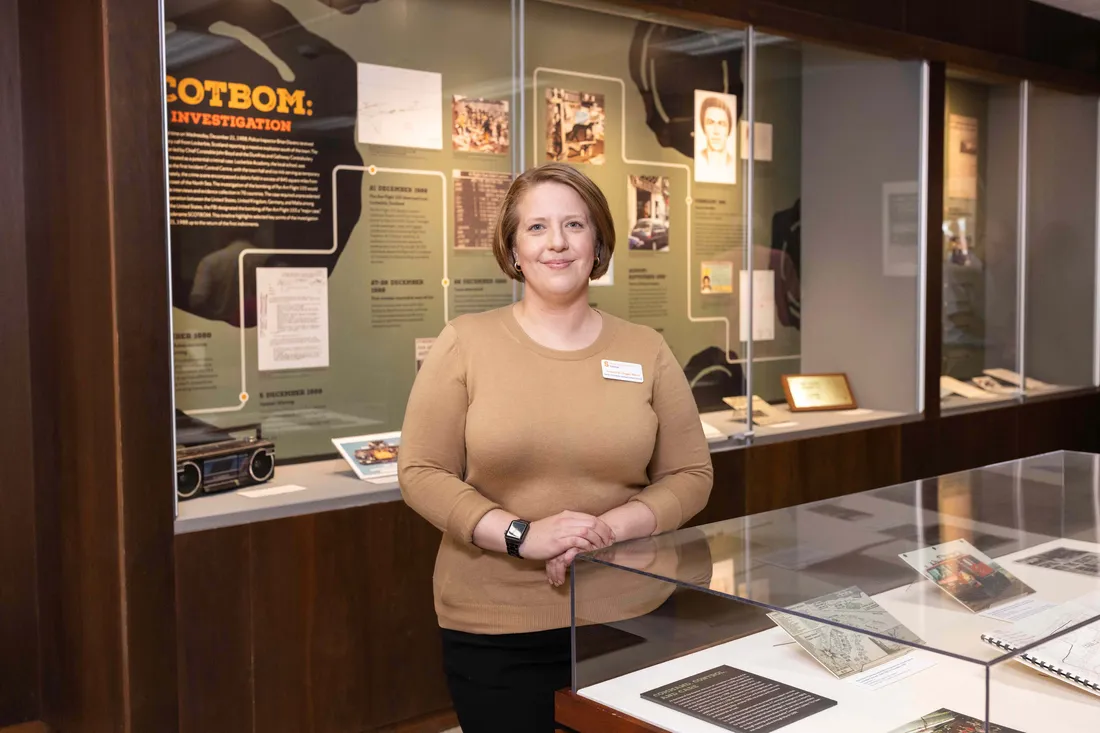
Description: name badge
601,359,643,383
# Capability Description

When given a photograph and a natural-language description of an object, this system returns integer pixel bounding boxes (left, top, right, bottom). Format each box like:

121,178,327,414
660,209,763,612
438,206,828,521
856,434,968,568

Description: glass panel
574,452,1100,730
165,0,518,463
749,36,925,438
941,72,1023,413
1025,85,1099,395
524,0,751,441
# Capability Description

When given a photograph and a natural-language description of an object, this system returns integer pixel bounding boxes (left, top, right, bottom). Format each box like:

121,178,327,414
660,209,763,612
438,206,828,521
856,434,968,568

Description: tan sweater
398,305,713,634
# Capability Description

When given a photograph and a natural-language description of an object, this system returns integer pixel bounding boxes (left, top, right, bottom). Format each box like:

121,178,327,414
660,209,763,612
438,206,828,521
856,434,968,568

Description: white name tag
601,359,643,383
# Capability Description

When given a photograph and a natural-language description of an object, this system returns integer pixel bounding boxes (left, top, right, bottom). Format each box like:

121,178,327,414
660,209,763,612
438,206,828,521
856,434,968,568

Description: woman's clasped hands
517,510,616,588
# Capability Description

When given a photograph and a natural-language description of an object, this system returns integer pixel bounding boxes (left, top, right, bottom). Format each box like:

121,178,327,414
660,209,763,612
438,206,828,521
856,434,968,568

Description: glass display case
940,75,1100,413
1025,84,1099,398
572,451,1100,732
164,0,934,525
742,33,926,440
162,0,1099,529
940,71,1024,413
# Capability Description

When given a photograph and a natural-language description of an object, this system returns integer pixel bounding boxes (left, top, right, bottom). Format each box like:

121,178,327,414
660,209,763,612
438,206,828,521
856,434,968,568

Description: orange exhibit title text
166,77,314,133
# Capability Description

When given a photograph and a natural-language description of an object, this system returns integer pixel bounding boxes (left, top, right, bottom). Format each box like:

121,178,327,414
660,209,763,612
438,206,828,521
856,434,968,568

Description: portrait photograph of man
693,90,738,184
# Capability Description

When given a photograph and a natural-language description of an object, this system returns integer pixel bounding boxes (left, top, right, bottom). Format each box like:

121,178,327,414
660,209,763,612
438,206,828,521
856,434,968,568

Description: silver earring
594,256,601,268
514,260,521,270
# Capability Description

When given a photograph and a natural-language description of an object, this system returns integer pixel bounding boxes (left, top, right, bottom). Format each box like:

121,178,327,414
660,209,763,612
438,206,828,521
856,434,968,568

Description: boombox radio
175,421,275,501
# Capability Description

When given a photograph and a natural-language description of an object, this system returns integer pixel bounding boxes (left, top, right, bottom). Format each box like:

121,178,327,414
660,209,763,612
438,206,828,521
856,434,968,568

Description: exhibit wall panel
525,1,761,418
1025,85,1099,389
799,45,923,413
0,0,40,724
165,0,517,460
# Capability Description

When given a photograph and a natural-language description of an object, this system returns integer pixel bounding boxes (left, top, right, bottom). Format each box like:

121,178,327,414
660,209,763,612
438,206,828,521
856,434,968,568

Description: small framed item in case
781,373,857,412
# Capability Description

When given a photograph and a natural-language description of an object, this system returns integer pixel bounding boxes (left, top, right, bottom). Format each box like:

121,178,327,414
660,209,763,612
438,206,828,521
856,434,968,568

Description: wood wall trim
609,0,1100,94
102,0,180,728
0,0,40,725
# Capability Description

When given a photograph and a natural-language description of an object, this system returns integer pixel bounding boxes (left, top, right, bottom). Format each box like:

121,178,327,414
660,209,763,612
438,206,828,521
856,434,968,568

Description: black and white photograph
1017,546,1100,577
693,89,737,184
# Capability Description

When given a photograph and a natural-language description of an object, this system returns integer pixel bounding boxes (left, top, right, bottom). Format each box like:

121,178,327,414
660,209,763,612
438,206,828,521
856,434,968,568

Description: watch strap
505,519,530,558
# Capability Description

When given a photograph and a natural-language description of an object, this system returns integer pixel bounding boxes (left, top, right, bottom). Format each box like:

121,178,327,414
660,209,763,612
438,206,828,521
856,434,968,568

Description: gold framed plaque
781,373,857,412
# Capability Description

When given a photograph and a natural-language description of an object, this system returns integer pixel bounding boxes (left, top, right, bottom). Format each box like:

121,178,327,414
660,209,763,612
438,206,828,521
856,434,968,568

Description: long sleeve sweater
398,305,713,634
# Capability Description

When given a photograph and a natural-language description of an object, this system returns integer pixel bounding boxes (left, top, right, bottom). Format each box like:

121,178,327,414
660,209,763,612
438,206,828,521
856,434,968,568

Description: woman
399,162,712,732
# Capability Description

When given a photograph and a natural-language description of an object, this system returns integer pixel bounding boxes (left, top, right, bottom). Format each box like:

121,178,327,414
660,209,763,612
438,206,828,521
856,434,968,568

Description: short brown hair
492,163,615,282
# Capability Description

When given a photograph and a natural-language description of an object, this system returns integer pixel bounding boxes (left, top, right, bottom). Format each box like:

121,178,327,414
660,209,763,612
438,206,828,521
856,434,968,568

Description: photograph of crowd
452,96,510,154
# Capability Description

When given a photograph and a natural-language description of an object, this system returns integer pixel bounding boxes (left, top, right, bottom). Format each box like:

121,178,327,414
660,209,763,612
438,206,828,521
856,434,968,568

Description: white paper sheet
415,337,436,373
980,596,1058,623
238,484,309,498
256,267,330,372
740,121,774,161
356,62,443,149
882,181,920,277
700,419,725,441
739,270,775,342
847,653,937,692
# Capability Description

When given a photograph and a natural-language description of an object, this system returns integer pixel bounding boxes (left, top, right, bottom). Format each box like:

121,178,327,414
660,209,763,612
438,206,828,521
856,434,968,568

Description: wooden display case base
556,690,667,733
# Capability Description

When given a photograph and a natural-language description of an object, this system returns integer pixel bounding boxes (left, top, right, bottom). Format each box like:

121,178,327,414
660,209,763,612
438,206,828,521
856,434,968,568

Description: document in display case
570,451,1100,733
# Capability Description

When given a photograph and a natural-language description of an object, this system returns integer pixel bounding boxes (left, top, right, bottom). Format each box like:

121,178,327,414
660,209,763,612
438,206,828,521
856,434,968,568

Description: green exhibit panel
166,0,516,460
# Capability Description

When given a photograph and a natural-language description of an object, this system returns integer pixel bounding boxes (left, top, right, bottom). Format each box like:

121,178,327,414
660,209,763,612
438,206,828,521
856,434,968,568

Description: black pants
441,627,571,733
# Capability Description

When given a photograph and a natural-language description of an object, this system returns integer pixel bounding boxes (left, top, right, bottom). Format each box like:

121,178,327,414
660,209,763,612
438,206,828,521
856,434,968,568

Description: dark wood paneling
103,0,180,728
0,723,52,733
377,710,459,733
251,516,314,733
924,62,947,421
18,0,178,729
744,426,902,514
617,0,1100,94
357,503,453,727
177,505,456,733
1024,0,1100,73
689,448,747,526
905,0,1027,60
0,0,39,726
903,405,1021,482
20,0,122,727
1019,392,1100,457
249,504,451,733
176,527,252,733
760,0,905,31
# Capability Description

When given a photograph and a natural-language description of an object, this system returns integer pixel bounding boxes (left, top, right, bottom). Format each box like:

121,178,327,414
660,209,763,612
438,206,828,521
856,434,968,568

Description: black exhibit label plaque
640,665,836,733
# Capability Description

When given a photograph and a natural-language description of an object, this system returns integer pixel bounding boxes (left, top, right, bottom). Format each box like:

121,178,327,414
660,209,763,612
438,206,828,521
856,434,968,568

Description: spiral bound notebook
980,590,1100,698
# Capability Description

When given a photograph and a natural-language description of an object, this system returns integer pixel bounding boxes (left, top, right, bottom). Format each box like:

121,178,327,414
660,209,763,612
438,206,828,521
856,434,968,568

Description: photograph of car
629,218,669,251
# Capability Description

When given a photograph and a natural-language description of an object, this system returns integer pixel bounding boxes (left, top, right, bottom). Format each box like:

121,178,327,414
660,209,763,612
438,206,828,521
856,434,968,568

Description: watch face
506,524,524,540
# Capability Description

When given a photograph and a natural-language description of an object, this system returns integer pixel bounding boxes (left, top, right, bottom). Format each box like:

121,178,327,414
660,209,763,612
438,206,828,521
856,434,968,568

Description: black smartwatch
505,519,530,558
